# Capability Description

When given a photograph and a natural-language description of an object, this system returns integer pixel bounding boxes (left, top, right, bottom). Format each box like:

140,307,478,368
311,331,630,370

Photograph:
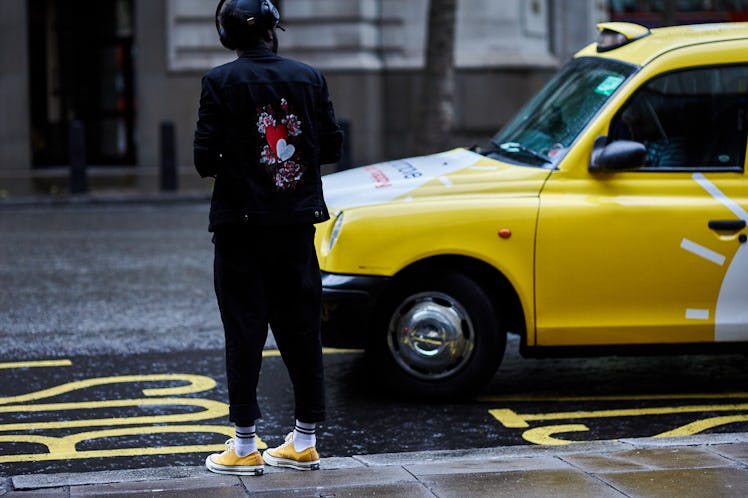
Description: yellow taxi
317,22,748,397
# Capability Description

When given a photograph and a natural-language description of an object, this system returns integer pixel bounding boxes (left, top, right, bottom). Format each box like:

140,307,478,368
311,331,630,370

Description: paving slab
709,442,748,465
562,446,737,473
427,469,627,498
598,467,748,498
69,475,245,497
253,482,434,498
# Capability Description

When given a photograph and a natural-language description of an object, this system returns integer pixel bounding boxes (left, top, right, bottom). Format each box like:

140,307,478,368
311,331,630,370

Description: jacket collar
238,47,277,59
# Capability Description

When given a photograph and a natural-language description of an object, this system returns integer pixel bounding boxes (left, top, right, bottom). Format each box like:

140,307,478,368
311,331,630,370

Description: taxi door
534,64,748,347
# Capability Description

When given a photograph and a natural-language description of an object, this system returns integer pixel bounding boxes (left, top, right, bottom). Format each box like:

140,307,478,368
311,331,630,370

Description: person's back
195,23,341,227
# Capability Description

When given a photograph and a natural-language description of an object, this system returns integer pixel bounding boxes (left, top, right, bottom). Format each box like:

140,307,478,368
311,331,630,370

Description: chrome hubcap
387,292,475,380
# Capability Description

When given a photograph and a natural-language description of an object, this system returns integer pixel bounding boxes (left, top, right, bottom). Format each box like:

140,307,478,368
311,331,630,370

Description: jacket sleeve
318,74,344,165
194,74,223,178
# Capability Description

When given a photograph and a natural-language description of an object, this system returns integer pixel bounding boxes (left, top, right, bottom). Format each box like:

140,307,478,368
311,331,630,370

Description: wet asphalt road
0,202,222,359
1,202,747,477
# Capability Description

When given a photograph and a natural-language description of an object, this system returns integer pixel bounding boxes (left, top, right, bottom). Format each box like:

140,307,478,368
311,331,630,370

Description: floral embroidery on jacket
256,98,306,191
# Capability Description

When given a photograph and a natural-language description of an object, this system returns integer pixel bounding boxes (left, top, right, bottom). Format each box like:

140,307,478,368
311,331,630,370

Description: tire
371,270,506,398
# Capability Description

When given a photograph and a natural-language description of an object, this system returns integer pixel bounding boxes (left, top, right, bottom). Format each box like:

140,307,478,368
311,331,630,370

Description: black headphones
215,0,283,50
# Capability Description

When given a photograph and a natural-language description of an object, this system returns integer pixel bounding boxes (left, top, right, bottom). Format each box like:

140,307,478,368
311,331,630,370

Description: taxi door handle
708,219,746,231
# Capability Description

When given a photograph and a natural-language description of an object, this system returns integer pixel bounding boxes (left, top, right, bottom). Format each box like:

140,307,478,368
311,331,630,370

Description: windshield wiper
490,139,551,164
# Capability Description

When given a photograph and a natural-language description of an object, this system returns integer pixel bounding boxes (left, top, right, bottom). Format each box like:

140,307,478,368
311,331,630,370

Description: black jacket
194,47,343,230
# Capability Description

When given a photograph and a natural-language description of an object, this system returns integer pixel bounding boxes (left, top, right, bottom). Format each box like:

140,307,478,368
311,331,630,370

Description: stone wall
0,0,31,197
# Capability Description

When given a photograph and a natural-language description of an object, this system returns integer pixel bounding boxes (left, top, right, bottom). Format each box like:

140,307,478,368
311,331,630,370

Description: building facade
0,0,605,197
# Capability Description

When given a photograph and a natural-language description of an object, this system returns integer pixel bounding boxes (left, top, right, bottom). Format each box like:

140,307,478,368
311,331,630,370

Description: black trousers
213,223,325,426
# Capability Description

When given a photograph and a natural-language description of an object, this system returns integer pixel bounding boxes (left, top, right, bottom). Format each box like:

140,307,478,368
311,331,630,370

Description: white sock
234,425,257,456
292,420,316,452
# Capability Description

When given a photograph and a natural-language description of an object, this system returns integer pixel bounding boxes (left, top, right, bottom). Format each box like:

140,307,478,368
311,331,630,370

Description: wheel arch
382,255,527,348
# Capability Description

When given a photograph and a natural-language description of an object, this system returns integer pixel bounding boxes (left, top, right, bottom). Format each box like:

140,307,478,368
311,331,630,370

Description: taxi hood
322,148,552,210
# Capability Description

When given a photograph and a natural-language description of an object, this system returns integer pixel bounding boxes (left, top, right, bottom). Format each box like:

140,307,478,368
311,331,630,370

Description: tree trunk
414,0,457,155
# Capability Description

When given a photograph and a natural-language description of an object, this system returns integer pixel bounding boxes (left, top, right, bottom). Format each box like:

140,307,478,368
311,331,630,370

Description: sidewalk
4,433,748,497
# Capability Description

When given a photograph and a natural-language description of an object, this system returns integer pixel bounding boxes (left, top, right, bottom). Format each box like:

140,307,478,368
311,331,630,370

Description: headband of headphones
215,0,284,50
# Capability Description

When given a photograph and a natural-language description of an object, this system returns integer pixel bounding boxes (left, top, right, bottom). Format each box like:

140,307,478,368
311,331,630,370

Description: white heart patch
276,139,295,161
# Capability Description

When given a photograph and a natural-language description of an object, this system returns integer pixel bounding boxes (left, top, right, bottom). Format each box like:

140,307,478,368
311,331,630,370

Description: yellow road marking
522,424,590,445
0,353,364,464
490,399,748,445
0,374,216,405
3,356,747,459
0,359,72,370
0,398,228,432
516,414,748,445
478,392,748,403
490,403,748,428
0,425,267,463
655,414,748,438
262,347,364,358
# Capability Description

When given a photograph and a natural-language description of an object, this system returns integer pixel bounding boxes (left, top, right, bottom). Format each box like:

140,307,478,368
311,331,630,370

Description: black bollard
69,120,88,194
160,121,178,191
338,119,352,171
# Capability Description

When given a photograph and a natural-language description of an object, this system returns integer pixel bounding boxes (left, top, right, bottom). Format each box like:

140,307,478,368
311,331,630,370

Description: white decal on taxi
323,149,481,209
692,173,748,342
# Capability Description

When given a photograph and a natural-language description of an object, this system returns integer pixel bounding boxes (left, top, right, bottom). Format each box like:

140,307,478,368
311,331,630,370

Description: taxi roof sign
596,22,651,52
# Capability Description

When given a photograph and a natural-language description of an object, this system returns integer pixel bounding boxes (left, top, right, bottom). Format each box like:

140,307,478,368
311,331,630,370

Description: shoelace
278,434,294,451
267,433,300,454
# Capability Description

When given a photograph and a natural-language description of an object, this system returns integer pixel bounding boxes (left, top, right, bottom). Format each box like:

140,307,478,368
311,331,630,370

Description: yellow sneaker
263,433,320,471
205,439,264,476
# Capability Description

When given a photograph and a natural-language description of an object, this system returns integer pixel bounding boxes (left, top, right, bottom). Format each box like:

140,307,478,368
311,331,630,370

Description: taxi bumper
320,271,391,349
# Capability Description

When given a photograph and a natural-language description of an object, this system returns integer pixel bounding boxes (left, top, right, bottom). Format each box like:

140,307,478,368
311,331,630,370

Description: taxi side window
609,65,748,172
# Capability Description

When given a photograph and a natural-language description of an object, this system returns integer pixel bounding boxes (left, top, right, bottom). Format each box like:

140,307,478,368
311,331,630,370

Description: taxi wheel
372,270,505,398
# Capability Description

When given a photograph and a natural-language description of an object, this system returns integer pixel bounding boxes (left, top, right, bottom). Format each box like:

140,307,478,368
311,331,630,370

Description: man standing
194,0,342,476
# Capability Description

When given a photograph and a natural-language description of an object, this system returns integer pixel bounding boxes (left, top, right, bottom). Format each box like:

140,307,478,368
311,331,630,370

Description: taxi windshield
490,57,636,167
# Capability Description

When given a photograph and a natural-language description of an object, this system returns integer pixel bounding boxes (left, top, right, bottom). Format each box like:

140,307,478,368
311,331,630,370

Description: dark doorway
28,0,136,168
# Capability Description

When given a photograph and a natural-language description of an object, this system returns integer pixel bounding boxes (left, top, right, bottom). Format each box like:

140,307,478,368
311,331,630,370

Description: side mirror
589,136,647,172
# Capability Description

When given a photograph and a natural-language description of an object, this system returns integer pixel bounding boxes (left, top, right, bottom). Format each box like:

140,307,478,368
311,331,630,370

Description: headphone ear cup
218,26,236,50
260,0,280,29
216,0,236,50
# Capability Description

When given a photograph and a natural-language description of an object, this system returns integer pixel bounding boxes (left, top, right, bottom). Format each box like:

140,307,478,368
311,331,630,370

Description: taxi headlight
328,212,344,251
